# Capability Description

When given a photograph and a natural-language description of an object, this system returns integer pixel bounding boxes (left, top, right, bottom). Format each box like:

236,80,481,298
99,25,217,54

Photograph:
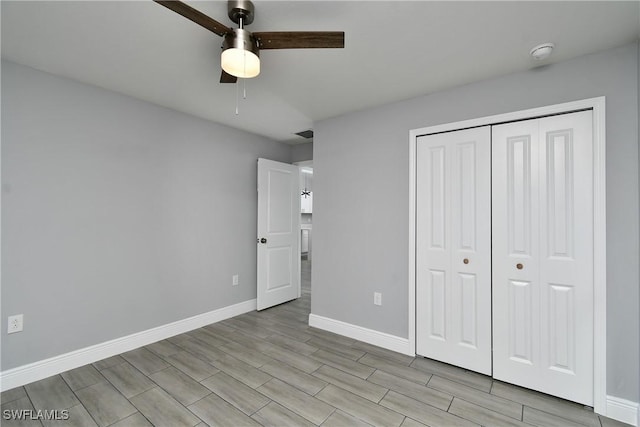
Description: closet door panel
451,134,492,361
493,120,540,380
538,111,593,404
427,269,447,340
508,279,534,364
417,142,450,343
417,126,491,375
506,134,535,257
492,111,593,405
458,272,479,347
429,146,448,252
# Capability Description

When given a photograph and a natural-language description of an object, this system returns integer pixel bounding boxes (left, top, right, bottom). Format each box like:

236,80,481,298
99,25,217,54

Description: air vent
295,129,314,139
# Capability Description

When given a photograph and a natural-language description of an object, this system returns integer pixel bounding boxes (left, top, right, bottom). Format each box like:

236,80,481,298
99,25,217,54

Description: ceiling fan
154,0,345,84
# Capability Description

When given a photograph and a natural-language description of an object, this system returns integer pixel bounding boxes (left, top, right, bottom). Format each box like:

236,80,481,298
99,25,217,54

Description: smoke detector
530,43,555,61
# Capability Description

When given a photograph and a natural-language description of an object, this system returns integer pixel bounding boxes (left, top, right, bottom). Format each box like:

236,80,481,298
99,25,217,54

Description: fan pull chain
234,51,249,115
235,79,248,115
243,51,247,99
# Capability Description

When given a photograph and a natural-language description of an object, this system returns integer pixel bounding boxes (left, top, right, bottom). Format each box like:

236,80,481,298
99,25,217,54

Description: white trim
408,135,417,357
309,314,413,356
409,97,607,413
0,299,257,392
410,98,602,136
606,396,639,426
591,99,607,414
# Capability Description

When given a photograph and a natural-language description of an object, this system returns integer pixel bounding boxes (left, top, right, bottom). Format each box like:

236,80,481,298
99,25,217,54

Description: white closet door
416,126,492,375
492,110,594,405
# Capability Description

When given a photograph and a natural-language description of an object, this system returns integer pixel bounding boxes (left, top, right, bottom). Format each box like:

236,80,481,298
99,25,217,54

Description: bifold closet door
492,110,594,405
416,127,492,375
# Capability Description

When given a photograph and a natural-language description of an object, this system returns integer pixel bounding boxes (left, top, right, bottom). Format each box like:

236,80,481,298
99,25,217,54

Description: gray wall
1,61,291,370
312,42,639,401
291,142,313,163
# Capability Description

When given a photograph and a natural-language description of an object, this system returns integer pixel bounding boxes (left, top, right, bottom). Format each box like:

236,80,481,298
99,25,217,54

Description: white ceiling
2,1,639,144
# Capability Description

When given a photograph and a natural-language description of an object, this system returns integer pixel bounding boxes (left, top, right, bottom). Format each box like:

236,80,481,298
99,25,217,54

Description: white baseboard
0,299,256,392
308,313,413,356
606,395,639,426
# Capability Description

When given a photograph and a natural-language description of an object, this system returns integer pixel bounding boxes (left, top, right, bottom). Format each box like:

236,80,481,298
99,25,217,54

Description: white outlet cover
8,314,23,334
374,292,382,306
232,275,239,286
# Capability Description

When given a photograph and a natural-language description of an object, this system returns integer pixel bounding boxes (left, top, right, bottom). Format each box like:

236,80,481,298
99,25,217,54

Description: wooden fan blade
154,1,231,37
220,70,238,84
253,31,344,49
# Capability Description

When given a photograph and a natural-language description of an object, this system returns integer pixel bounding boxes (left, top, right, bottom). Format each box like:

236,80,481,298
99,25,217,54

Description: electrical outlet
374,292,382,306
8,314,23,334
232,274,239,286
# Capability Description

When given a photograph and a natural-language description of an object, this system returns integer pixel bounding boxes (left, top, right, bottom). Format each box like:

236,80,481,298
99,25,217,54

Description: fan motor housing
228,0,255,26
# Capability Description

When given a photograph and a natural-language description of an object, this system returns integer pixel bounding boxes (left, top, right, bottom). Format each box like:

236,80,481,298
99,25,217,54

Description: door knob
463,258,469,264
258,238,267,244
516,263,523,270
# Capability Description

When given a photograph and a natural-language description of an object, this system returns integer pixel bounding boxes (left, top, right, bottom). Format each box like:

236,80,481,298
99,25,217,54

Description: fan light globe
222,29,260,78
221,48,260,78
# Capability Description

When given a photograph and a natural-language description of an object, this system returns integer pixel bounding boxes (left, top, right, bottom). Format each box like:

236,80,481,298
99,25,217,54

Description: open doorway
296,161,313,299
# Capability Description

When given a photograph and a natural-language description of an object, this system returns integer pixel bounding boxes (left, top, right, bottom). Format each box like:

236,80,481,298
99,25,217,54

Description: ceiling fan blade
253,32,344,49
154,1,231,37
220,70,238,84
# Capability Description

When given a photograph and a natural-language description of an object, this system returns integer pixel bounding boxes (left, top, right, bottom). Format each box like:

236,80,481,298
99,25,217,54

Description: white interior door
416,126,492,375
257,158,301,311
492,110,594,405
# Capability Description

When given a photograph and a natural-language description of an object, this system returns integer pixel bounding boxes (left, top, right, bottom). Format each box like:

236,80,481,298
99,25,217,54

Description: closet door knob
463,258,469,264
516,263,523,270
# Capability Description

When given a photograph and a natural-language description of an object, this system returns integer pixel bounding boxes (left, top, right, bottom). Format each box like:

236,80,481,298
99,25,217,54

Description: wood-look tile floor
1,261,631,427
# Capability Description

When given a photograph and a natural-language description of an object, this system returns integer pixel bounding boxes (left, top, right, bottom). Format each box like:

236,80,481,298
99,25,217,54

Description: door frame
408,97,606,414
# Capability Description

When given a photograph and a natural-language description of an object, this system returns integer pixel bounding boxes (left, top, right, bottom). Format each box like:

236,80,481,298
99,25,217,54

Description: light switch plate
374,292,382,306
